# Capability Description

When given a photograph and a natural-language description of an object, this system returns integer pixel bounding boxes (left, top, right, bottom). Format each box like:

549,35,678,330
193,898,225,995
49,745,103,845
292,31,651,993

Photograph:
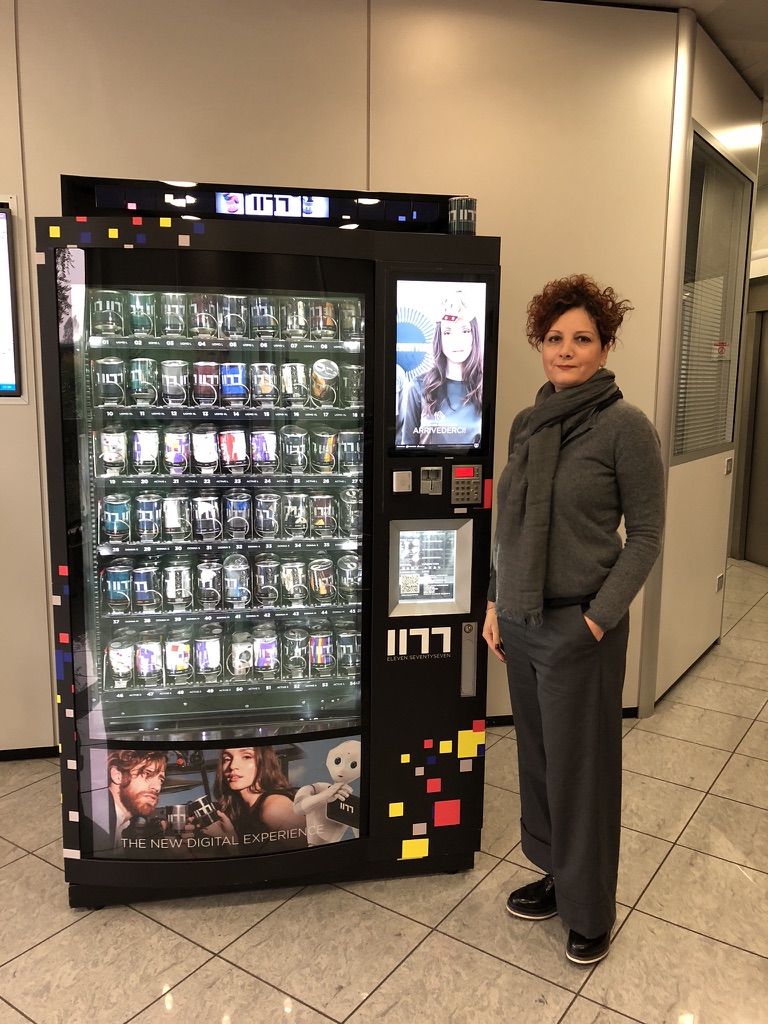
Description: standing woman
482,275,665,965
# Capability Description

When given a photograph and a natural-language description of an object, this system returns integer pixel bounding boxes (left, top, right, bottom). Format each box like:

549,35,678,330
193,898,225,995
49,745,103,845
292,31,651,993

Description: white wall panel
16,0,369,220
657,455,732,695
369,0,677,713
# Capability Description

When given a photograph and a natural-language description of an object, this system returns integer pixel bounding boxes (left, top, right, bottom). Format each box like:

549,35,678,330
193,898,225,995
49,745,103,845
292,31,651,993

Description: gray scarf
493,369,622,626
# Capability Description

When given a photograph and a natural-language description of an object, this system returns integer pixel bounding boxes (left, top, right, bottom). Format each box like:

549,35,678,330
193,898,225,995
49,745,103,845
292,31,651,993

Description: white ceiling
551,0,768,188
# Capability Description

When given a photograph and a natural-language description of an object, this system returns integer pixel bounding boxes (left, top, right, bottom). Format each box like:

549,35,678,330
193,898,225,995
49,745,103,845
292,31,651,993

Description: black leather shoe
566,929,610,964
505,874,557,919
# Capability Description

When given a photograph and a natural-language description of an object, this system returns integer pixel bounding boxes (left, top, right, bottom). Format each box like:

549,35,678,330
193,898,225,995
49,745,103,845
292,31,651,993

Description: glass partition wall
673,133,753,461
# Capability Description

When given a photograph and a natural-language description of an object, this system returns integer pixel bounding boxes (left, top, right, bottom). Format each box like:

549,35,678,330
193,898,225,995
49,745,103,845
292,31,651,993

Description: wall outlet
716,573,725,592
725,457,733,475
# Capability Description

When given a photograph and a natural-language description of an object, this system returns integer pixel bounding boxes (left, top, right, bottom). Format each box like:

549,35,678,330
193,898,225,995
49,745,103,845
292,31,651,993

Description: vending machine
37,200,499,907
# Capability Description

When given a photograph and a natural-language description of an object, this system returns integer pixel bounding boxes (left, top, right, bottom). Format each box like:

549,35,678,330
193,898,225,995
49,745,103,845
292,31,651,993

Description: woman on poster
401,291,484,447
194,746,307,853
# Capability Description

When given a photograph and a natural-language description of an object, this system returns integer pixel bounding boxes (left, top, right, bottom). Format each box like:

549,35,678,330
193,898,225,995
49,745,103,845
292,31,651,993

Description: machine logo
386,627,452,661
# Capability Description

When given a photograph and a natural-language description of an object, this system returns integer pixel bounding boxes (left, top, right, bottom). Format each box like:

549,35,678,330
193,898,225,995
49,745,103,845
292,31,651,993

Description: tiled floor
1,560,767,1023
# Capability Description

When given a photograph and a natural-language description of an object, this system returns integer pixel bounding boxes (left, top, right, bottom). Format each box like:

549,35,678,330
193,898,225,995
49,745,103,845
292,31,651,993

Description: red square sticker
434,799,461,827
58,565,68,577
58,633,69,644
132,216,143,225
426,778,442,793
424,739,434,749
472,720,485,732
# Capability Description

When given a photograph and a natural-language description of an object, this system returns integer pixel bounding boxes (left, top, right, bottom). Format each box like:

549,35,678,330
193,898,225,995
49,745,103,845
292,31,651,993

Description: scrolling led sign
215,192,330,219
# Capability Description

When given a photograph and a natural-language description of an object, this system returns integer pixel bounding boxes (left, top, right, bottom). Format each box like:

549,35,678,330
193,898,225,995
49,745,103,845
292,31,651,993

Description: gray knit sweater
488,399,665,633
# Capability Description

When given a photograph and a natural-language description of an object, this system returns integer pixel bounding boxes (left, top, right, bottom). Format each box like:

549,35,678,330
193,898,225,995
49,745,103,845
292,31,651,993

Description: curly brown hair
526,274,633,350
107,750,166,787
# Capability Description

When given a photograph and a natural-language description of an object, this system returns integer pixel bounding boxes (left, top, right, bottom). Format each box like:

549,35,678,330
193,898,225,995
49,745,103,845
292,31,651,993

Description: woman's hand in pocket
583,615,604,642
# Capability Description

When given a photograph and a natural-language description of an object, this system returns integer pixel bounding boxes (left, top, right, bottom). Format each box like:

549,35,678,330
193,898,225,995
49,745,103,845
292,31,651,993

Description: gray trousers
498,604,629,938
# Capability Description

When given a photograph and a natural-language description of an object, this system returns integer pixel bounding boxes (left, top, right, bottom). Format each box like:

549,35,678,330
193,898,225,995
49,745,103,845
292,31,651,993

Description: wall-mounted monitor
394,279,487,452
0,208,21,397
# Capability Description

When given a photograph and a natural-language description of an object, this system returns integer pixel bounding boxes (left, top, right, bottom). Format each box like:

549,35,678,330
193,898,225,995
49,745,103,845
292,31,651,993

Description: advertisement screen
80,735,362,859
395,280,487,450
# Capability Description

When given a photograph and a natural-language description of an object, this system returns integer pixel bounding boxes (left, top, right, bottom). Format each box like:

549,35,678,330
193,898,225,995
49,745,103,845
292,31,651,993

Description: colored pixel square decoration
433,799,461,827
457,728,485,758
400,838,429,860
389,720,485,864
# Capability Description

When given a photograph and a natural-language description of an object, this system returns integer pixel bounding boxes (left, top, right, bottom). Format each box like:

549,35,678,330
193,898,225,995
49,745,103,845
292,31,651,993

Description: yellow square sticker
400,754,411,764
439,740,453,754
400,838,429,860
49,226,61,238
108,228,119,239
457,729,485,758
159,217,172,227
389,802,404,817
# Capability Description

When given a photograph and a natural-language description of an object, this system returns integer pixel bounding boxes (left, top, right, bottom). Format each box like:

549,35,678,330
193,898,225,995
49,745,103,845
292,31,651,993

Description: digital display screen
72,177,451,231
394,280,486,449
398,529,457,603
389,518,473,617
215,191,330,219
0,210,21,396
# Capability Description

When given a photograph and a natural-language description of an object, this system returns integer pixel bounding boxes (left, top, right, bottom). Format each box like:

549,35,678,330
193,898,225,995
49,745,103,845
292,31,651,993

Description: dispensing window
389,519,473,617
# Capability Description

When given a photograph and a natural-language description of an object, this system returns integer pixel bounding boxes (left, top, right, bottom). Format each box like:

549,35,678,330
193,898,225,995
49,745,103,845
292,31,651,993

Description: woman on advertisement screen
400,289,483,447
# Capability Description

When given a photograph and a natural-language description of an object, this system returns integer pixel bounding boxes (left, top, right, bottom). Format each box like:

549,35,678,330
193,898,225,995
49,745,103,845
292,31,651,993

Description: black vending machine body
36,216,500,907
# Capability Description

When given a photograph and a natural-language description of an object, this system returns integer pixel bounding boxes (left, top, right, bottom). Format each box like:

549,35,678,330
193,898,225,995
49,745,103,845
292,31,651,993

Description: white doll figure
293,740,361,846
